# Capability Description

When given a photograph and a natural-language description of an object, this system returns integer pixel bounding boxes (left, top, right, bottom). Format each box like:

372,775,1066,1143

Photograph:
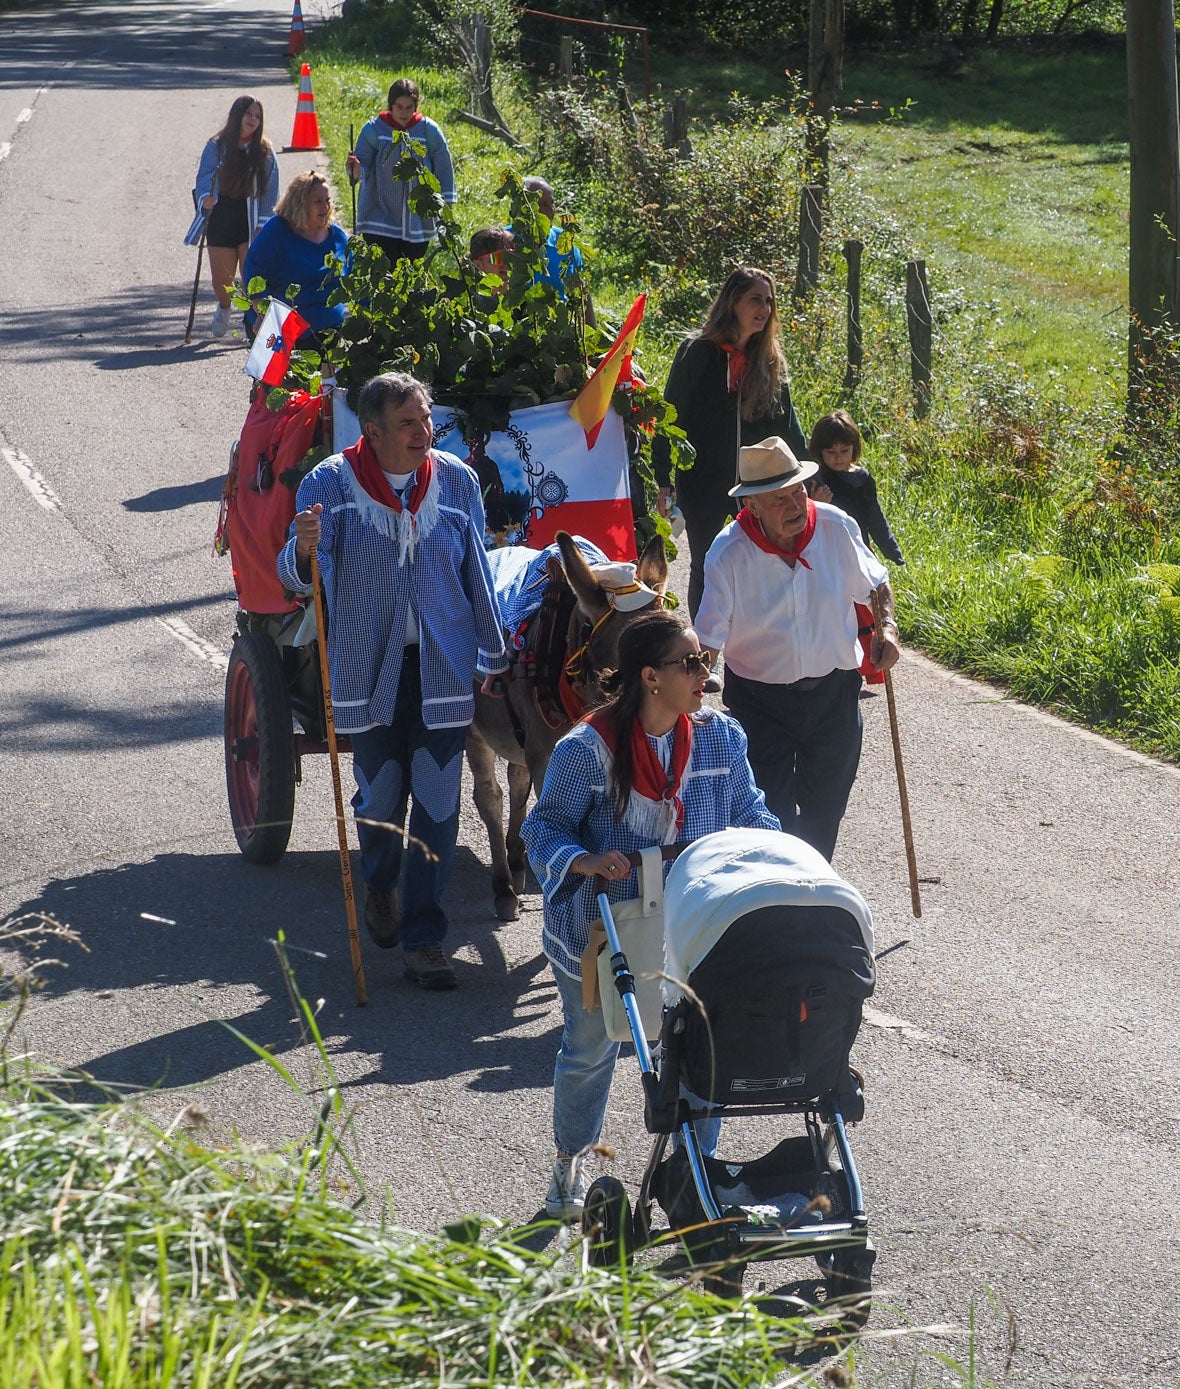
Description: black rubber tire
224,631,296,864
582,1176,633,1269
829,1248,874,1330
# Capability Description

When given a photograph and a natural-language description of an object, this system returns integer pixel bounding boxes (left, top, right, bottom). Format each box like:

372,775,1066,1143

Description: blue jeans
349,651,467,950
551,965,720,1159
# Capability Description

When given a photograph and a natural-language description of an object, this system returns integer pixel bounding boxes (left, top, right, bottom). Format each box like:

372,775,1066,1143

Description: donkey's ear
556,531,609,621
636,532,669,599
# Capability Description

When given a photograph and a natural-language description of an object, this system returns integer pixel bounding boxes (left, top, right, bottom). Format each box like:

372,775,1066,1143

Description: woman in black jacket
655,266,807,617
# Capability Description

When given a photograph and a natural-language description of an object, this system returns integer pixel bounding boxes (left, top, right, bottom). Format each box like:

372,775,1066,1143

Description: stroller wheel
582,1176,633,1269
829,1247,875,1330
702,1255,745,1300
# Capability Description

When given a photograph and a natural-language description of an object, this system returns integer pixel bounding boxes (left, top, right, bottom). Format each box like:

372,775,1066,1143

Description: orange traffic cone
285,62,322,151
286,0,305,56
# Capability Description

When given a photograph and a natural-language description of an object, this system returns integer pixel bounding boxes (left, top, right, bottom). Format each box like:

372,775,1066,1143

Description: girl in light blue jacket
193,95,279,338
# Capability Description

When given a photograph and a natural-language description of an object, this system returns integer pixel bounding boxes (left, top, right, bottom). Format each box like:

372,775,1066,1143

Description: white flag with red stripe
242,300,309,386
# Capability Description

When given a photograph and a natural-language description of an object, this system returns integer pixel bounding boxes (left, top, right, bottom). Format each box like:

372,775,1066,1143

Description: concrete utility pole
1125,0,1180,411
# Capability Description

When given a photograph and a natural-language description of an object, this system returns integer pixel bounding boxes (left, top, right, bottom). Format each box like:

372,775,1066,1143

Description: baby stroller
582,828,877,1323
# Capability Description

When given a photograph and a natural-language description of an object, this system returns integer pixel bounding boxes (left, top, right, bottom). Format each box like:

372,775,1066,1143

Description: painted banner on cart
332,391,634,562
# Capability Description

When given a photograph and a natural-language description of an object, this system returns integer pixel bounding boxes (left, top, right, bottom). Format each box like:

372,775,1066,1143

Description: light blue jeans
551,964,721,1159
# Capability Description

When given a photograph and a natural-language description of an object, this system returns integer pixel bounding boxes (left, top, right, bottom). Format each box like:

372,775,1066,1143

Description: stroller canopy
663,829,875,1000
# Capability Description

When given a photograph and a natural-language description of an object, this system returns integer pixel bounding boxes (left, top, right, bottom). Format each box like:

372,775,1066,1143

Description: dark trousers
362,233,428,263
683,505,731,620
349,650,466,949
723,665,863,863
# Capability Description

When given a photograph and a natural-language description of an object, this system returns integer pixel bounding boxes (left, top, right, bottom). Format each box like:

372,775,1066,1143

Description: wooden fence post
662,94,691,156
844,237,863,390
906,257,932,419
794,183,823,300
558,35,573,82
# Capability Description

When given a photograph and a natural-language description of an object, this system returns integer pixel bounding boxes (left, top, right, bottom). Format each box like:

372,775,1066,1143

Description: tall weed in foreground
0,929,875,1388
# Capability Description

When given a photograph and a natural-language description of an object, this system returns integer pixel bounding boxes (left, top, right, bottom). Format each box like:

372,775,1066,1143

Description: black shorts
206,195,249,248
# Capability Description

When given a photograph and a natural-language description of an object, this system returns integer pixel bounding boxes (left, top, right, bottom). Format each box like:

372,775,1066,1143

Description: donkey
467,529,669,922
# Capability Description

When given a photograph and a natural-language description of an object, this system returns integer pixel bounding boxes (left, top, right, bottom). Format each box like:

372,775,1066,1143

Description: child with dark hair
808,410,904,565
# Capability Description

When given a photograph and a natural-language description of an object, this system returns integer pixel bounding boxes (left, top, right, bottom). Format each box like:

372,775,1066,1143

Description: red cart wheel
224,631,296,863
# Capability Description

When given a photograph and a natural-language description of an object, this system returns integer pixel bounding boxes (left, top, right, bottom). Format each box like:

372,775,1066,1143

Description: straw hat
589,560,660,612
728,436,818,498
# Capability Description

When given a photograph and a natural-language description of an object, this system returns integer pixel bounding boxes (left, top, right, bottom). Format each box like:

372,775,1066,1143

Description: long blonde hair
697,266,789,421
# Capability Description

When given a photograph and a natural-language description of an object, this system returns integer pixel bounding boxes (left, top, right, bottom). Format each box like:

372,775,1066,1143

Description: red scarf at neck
342,436,433,514
737,501,817,570
380,109,423,131
719,341,748,395
586,710,693,834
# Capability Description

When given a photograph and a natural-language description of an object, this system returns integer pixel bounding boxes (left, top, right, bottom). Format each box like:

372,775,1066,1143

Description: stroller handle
590,843,684,894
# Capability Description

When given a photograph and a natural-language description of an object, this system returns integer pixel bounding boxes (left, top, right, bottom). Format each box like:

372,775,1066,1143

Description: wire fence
518,9,651,98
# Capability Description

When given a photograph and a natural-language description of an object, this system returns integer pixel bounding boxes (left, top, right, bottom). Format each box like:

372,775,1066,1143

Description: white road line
1,446,61,511
862,1003,941,1047
1,92,43,163
15,108,33,127
156,617,229,672
0,144,10,163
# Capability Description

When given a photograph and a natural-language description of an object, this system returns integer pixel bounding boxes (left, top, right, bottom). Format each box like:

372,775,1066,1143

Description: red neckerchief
380,110,423,131
737,501,817,570
586,710,693,833
342,436,433,514
720,341,748,395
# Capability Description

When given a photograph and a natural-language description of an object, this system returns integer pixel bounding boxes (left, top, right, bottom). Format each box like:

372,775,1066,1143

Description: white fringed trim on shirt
342,458,441,565
585,724,681,844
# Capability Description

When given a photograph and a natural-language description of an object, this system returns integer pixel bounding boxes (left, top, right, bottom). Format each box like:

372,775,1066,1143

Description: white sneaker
545,1152,589,1221
210,304,230,338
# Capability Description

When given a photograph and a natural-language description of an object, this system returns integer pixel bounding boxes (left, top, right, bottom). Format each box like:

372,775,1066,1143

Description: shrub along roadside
299,19,1180,765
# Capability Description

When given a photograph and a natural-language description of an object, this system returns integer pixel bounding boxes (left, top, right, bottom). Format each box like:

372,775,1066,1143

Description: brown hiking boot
363,889,400,949
402,946,457,990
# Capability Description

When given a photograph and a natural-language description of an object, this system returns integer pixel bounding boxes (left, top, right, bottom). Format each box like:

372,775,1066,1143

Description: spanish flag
569,293,646,449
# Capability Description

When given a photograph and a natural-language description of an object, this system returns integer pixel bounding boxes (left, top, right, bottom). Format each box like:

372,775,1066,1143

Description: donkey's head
556,530,668,706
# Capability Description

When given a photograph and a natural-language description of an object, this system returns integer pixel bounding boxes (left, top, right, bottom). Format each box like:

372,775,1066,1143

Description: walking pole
869,589,922,919
348,122,357,232
185,228,206,345
309,547,368,1005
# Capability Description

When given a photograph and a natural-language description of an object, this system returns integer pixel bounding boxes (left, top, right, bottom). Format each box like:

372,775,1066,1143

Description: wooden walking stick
348,122,357,232
310,546,368,1005
184,228,206,345
869,589,922,919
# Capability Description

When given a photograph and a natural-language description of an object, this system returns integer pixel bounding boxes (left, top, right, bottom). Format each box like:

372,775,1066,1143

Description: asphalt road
1,3,1178,1385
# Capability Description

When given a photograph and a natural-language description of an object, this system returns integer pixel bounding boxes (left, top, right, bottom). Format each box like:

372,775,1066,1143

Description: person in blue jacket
192,95,278,339
242,172,349,346
344,78,456,263
521,609,779,1219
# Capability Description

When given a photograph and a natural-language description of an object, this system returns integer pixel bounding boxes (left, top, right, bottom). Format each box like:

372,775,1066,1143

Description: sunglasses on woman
658,649,715,675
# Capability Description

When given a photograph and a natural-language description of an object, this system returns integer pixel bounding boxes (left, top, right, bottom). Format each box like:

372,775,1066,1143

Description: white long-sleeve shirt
695,504,887,686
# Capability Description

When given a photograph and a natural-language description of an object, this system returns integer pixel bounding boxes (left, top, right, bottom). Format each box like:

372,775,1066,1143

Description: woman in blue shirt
521,610,779,1220
243,171,350,346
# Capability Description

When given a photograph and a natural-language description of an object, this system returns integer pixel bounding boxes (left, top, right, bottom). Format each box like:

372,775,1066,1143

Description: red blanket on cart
219,391,324,615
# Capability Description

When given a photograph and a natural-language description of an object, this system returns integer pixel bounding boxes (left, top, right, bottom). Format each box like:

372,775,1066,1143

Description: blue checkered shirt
276,450,508,733
521,710,780,978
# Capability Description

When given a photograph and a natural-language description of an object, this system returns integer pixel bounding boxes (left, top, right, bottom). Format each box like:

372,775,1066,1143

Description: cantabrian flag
242,300,310,386
568,293,646,449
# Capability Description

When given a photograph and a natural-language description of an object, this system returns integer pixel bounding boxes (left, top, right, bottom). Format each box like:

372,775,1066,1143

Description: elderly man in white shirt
695,436,901,862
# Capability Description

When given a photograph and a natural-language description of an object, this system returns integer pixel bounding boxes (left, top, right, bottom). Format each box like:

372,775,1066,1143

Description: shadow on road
9,842,558,1098
0,0,296,91
0,592,229,657
123,475,225,512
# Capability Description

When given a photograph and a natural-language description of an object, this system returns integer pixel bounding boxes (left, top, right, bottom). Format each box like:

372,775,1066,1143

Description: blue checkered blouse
276,450,508,733
521,709,780,978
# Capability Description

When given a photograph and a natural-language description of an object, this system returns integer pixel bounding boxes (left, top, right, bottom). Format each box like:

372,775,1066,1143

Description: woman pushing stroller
521,611,780,1220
